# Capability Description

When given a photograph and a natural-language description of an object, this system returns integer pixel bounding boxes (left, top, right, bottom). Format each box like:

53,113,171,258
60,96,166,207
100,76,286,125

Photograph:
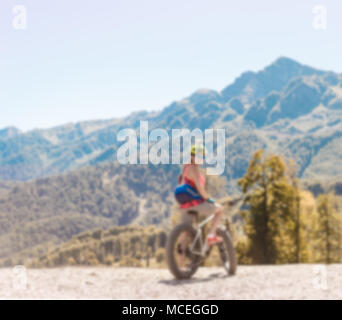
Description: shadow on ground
159,271,232,286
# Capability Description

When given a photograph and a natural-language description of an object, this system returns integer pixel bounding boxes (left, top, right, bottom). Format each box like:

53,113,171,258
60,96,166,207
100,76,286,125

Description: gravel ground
1,264,341,300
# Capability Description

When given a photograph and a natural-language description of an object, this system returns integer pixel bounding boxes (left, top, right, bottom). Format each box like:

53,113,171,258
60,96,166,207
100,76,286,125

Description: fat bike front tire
166,223,201,280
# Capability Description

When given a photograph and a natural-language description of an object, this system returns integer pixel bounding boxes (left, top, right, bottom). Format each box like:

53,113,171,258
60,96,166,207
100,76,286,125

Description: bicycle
166,197,244,279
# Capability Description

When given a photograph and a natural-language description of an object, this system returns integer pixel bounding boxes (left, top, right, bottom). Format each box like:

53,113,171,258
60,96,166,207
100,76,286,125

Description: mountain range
1,57,342,184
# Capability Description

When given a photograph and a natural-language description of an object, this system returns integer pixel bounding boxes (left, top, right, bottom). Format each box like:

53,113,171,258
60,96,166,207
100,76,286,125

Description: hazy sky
0,0,341,131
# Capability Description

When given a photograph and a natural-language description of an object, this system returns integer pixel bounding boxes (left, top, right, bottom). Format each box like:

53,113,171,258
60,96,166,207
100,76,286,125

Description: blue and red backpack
174,184,202,204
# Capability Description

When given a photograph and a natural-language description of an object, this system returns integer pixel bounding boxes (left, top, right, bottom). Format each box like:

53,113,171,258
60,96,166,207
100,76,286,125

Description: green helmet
190,145,205,156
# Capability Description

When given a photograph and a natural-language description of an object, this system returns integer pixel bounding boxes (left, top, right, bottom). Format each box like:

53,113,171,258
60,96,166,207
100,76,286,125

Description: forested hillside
28,150,342,268
0,162,179,265
29,225,168,268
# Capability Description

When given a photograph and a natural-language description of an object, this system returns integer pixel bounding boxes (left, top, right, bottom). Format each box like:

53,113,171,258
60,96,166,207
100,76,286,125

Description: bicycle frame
190,213,215,257
186,194,249,258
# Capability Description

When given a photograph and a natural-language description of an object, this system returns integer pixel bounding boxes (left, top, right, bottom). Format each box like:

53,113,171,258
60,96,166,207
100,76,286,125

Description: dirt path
1,264,341,300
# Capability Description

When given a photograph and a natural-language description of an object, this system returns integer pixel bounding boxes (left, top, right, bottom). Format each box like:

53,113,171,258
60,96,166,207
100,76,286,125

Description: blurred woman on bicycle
178,145,224,245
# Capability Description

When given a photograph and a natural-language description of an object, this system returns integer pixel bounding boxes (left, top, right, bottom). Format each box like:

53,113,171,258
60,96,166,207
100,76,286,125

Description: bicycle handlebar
218,189,254,208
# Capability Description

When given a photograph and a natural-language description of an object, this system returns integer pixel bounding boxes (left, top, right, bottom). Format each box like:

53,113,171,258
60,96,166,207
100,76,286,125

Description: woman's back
182,164,205,189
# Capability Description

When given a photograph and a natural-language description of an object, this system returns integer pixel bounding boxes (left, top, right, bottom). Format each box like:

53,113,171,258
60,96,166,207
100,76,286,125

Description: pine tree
297,190,317,262
286,160,302,262
284,160,318,263
315,194,342,263
238,150,300,264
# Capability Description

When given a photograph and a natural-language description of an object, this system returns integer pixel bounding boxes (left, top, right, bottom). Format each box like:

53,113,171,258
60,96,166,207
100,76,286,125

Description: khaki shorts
180,201,223,225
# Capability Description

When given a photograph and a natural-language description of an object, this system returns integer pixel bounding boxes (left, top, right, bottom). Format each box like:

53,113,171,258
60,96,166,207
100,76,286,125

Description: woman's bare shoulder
188,164,199,175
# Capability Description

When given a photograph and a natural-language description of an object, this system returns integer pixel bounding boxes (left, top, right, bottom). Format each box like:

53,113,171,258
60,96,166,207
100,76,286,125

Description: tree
155,248,165,264
295,190,317,262
238,150,300,264
286,159,302,262
315,194,342,264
